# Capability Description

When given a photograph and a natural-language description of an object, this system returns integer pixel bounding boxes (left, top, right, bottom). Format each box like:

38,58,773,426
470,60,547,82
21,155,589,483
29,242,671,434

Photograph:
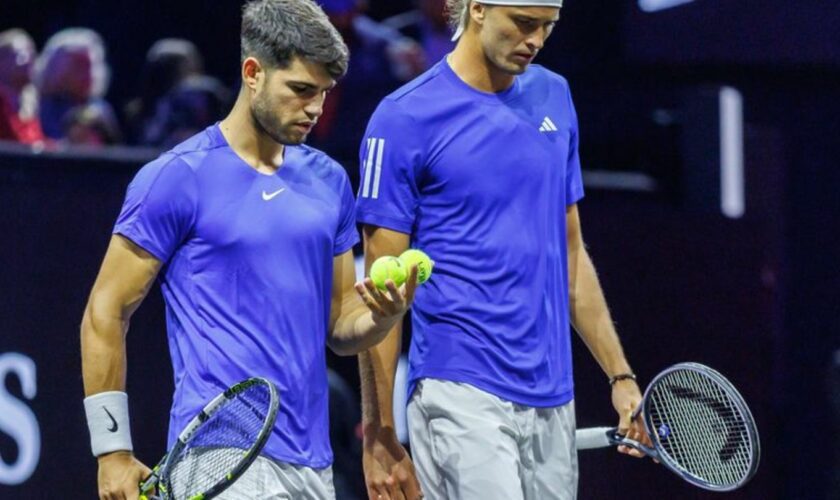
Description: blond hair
446,0,470,32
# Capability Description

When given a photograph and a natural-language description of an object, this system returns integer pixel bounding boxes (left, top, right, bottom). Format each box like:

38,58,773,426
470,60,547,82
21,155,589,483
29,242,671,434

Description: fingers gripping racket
139,377,279,500
575,363,760,492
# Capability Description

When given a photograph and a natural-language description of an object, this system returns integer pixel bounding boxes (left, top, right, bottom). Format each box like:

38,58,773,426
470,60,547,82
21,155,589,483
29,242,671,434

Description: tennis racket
139,377,279,500
575,362,760,492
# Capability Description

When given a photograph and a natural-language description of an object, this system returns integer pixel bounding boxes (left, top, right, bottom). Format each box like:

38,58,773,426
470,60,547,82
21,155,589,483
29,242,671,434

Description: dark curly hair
241,0,349,79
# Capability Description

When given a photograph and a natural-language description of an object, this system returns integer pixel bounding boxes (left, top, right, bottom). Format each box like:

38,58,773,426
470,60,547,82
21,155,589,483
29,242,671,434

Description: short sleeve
113,155,198,262
334,171,360,255
355,98,424,234
565,86,585,206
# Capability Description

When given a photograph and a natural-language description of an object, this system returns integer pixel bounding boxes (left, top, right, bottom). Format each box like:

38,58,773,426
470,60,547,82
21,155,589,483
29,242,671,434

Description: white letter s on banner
0,353,40,485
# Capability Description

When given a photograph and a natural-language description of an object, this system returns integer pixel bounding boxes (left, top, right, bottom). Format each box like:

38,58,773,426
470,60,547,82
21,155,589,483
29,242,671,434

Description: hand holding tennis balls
355,250,433,336
356,255,418,334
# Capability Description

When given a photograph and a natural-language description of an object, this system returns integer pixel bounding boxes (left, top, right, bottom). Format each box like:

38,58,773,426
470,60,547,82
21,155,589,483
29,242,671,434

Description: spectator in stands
63,101,122,146
123,38,204,145
35,28,120,142
0,29,45,145
384,0,454,68
140,74,231,148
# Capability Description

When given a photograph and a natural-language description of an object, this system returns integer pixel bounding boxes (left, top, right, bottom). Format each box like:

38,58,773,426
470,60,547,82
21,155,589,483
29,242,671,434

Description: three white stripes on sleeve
362,137,385,199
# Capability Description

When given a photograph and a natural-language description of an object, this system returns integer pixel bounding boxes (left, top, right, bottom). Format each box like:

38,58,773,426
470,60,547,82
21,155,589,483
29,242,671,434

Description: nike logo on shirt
262,188,286,201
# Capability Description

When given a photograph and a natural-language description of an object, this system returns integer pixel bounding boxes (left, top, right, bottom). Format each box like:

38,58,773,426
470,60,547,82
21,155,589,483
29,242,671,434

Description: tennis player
355,1,651,499
80,1,417,499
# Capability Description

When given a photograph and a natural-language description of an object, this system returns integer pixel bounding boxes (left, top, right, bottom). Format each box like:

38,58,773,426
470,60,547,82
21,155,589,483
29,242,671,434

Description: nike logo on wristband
102,406,119,432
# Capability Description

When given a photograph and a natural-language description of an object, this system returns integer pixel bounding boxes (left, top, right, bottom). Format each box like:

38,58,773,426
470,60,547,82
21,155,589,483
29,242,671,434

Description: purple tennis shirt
114,124,358,468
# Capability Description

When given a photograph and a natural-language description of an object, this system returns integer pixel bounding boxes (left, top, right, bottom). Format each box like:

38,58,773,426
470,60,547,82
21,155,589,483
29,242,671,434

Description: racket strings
654,373,725,481
656,371,749,486
669,373,743,484
654,371,752,484
167,383,273,498
647,369,755,488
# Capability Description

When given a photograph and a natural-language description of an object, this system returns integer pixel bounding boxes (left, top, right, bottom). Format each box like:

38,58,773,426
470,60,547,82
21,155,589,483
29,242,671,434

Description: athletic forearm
356,225,410,432
81,299,139,459
569,246,632,378
359,321,402,432
81,301,129,396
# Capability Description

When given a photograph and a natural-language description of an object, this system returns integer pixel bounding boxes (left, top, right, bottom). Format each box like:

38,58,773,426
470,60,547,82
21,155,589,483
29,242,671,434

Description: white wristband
84,391,133,457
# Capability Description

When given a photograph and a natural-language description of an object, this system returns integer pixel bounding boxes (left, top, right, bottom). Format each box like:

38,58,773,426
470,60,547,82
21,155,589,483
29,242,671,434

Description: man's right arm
81,235,162,500
358,225,422,500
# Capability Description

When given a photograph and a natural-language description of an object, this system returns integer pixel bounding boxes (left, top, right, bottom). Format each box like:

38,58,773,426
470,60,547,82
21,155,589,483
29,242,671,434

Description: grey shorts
407,378,578,500
171,454,335,500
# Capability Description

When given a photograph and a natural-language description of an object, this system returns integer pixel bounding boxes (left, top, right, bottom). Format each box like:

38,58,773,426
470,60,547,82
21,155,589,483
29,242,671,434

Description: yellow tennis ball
369,256,407,290
400,249,434,284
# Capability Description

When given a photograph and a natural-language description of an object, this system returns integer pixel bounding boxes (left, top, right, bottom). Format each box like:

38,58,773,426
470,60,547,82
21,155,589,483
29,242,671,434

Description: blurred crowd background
1,1,838,499
1,0,455,168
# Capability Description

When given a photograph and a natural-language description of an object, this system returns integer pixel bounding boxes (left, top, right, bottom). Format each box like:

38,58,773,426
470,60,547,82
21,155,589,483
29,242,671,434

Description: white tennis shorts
407,378,578,500
171,454,335,499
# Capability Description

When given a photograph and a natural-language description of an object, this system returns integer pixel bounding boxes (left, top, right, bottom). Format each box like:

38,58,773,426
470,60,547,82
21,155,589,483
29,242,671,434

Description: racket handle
575,427,615,450
139,473,160,500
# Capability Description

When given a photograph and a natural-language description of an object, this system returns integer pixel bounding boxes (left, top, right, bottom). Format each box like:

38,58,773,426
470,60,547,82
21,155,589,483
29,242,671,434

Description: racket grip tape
575,427,615,450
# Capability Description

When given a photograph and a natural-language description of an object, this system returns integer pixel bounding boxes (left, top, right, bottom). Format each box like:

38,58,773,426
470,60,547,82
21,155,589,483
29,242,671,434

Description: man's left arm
566,203,650,457
328,250,417,356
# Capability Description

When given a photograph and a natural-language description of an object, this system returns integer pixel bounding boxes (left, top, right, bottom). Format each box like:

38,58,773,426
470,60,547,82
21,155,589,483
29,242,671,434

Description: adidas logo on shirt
538,116,558,133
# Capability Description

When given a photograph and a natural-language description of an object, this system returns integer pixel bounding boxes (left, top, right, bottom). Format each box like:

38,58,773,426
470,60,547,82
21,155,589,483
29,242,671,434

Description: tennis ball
400,249,434,284
369,256,407,290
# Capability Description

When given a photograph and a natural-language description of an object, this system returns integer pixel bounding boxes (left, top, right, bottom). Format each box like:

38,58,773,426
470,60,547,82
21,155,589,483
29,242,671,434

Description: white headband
452,0,564,41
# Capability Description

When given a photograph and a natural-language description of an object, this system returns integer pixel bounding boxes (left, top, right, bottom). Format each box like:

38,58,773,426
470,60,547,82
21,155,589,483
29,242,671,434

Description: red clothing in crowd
0,86,45,144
